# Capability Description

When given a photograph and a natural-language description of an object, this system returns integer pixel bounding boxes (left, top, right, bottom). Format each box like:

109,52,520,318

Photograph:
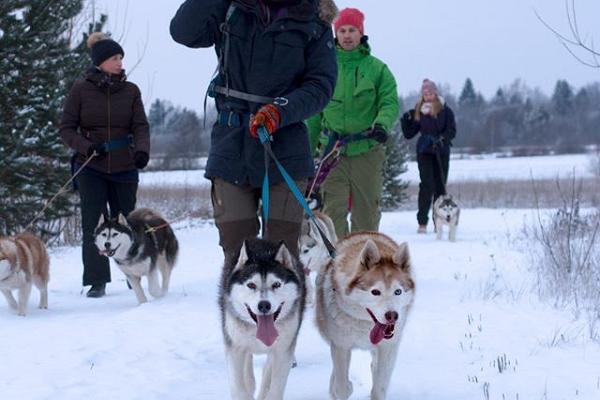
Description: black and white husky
219,238,306,400
433,194,460,242
94,208,179,304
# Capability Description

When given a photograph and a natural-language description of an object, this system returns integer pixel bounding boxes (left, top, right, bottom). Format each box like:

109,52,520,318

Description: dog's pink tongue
256,314,279,347
369,322,387,345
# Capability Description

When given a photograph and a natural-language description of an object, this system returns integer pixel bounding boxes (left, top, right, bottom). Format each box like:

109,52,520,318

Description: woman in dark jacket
401,79,456,233
60,32,150,298
170,0,338,263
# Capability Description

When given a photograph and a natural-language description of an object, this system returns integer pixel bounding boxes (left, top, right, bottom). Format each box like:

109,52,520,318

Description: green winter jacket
306,41,400,157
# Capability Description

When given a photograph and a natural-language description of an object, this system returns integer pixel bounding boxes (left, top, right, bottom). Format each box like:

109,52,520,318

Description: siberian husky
298,210,337,306
94,208,179,304
433,194,460,242
315,232,415,400
219,238,306,400
0,232,49,316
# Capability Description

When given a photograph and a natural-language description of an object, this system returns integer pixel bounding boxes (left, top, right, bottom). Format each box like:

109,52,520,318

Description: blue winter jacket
170,0,338,187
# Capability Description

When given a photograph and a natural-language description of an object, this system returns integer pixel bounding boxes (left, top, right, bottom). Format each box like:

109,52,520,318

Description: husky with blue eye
315,232,415,400
219,238,306,400
93,208,178,304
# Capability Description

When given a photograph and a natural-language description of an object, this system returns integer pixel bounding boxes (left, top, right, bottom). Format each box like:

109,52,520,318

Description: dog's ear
234,240,250,271
300,218,310,237
97,213,105,227
393,242,411,272
359,239,381,270
275,241,295,271
117,213,128,226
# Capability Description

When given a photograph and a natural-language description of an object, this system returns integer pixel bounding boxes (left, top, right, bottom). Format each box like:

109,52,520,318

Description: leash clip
273,97,289,106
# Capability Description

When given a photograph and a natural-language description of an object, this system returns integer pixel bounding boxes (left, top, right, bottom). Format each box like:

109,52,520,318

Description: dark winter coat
402,100,456,156
60,68,150,174
170,0,338,187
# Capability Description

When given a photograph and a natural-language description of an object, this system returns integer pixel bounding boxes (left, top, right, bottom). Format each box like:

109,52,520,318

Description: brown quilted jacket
59,68,150,173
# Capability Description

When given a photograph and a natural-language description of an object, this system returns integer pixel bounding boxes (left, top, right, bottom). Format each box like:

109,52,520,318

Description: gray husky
433,194,460,242
219,239,306,400
94,208,179,303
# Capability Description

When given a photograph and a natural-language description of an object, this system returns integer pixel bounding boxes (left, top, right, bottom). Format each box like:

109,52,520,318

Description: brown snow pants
211,178,306,264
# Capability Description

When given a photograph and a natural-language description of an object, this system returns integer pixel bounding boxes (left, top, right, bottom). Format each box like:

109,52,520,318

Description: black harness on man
203,3,288,127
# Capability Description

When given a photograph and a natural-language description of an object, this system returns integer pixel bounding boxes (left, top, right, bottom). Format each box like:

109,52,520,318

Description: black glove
431,136,445,151
369,125,389,144
87,143,107,160
402,111,413,123
134,151,149,169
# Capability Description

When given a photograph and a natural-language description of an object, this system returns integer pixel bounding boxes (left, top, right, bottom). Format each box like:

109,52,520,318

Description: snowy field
2,210,599,399
140,153,595,187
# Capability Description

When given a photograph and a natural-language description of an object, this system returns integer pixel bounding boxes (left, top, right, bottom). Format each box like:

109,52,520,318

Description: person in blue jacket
170,0,338,261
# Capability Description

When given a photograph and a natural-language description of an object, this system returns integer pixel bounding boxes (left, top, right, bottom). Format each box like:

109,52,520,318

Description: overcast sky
93,0,600,111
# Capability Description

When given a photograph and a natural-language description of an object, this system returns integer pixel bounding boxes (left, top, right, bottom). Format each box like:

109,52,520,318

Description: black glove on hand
370,125,389,144
402,111,412,122
87,143,107,160
134,151,149,169
431,136,445,151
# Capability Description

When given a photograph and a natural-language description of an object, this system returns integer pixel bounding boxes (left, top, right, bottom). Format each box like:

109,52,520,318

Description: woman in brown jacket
60,32,150,298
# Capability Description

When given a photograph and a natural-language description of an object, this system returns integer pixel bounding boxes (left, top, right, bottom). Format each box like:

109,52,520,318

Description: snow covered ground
140,153,595,187
2,209,599,399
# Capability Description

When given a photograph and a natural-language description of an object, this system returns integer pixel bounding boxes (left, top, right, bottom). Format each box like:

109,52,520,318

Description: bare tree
535,0,600,68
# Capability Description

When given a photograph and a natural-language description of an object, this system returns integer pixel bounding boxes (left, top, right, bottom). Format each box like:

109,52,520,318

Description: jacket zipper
107,87,111,173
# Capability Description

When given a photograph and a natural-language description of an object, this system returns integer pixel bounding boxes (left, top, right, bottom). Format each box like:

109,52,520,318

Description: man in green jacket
306,7,400,238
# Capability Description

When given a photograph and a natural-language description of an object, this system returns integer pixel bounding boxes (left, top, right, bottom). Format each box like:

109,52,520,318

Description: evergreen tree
458,78,477,107
148,99,174,136
0,1,98,236
491,88,507,107
551,79,574,116
381,121,409,211
574,87,590,110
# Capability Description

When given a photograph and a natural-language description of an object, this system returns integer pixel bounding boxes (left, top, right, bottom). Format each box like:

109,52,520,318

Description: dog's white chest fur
0,261,12,281
0,266,26,289
117,258,152,277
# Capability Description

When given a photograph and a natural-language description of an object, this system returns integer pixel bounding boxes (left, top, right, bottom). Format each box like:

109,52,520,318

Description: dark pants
211,178,306,264
417,152,449,225
76,172,137,286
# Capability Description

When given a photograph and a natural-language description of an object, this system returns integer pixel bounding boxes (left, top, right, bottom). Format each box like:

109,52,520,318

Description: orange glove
249,104,281,139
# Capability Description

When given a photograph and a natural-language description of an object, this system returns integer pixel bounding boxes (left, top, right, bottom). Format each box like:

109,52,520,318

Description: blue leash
258,126,336,258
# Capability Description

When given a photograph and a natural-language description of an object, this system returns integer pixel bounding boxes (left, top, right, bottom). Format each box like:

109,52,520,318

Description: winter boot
86,283,106,298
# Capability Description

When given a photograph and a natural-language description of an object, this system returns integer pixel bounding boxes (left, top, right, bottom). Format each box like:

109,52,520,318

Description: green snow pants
321,145,385,239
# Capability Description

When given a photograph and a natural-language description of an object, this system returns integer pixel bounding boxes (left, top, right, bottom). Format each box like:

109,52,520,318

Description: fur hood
234,0,338,24
318,0,338,24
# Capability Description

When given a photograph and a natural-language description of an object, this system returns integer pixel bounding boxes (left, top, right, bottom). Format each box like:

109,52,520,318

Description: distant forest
149,77,600,167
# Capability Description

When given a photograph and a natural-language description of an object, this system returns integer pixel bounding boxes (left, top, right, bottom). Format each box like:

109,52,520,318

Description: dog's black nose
104,242,111,249
385,311,398,323
258,300,271,314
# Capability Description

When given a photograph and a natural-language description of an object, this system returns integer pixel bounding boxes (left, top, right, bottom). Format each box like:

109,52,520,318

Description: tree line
150,78,600,164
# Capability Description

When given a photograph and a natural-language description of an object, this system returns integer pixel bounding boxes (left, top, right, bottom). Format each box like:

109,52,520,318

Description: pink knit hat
334,8,365,35
421,79,439,95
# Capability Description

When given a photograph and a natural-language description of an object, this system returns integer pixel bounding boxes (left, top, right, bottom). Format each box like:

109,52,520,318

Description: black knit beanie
87,32,124,66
